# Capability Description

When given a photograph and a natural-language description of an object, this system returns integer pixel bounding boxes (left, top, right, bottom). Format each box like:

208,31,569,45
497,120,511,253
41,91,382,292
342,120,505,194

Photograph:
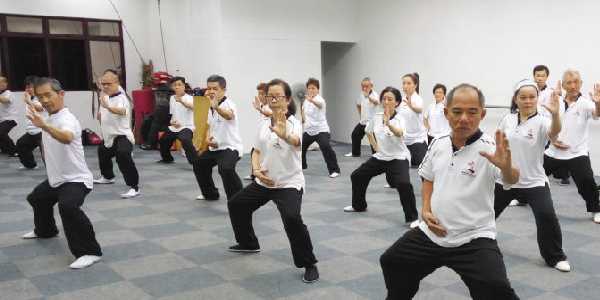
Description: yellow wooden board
193,96,210,151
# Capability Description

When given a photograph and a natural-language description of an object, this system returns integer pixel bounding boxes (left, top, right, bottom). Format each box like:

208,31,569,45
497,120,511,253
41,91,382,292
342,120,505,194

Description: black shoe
559,178,570,186
8,153,18,157
228,244,260,253
303,265,319,283
156,159,174,164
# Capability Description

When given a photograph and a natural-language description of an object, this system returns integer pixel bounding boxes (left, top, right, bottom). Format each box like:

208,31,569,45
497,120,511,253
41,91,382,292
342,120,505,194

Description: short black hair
266,78,296,118
169,76,186,85
207,74,226,89
24,76,39,86
446,83,485,108
533,65,550,76
432,83,447,95
306,77,320,89
380,86,402,103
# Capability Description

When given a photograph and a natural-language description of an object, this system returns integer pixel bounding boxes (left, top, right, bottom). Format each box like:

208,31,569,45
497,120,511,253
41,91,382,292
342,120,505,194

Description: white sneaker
554,260,571,272
344,152,354,157
120,188,140,199
508,200,521,207
69,255,101,269
18,166,39,170
93,176,115,184
22,231,38,239
329,172,340,178
408,220,420,229
384,184,392,188
196,194,205,200
343,206,356,212
243,175,253,181
593,212,600,224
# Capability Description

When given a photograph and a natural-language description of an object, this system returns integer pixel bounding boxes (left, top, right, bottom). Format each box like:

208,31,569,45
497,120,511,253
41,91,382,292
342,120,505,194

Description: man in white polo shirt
193,75,243,201
380,83,520,300
345,77,379,157
93,69,140,199
533,64,571,186
0,75,18,157
543,69,600,223
157,76,196,164
22,77,102,269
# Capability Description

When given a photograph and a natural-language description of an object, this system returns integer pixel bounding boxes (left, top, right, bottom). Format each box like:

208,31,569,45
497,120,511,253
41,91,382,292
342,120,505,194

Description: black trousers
406,142,427,167
380,228,519,300
351,123,375,156
193,148,242,200
0,120,17,155
228,182,317,268
351,157,418,222
544,155,600,212
494,183,567,266
98,135,139,189
26,180,102,258
17,132,42,168
301,132,340,174
159,128,197,164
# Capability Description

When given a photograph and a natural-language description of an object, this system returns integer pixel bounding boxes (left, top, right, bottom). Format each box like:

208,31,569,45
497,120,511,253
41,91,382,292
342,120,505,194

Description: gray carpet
1,144,599,300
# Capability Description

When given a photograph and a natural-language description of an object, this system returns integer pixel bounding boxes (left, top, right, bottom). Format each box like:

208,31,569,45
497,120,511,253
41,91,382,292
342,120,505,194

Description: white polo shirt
366,112,411,161
357,90,380,125
537,85,554,118
424,101,450,138
43,108,93,189
208,97,243,156
24,97,48,135
498,113,550,188
99,92,135,147
302,95,330,135
397,93,427,145
168,94,195,133
544,95,598,160
0,90,17,122
418,131,506,248
254,115,304,190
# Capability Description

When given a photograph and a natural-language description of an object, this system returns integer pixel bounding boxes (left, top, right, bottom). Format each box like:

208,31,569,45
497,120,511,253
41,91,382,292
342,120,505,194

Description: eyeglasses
265,95,287,101
100,81,118,86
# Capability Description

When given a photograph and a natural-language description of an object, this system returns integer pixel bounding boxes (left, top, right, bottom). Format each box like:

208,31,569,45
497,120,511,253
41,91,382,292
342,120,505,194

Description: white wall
145,0,359,154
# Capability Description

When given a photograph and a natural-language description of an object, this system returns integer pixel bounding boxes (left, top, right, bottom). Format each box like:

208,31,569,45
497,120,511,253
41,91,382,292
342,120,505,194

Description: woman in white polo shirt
227,79,319,284
494,79,570,272
301,78,340,178
424,83,450,144
157,76,196,164
399,73,428,167
344,87,419,227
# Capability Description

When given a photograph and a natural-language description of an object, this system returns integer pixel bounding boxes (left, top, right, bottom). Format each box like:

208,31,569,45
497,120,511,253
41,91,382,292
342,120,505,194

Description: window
0,14,125,91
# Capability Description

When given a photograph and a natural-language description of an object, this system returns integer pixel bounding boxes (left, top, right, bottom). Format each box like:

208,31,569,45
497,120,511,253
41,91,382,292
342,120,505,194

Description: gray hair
34,77,64,93
446,83,485,108
562,69,581,82
361,77,373,84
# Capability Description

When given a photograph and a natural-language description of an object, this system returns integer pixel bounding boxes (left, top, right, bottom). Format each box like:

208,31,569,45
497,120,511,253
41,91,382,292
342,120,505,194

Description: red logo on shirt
461,161,476,177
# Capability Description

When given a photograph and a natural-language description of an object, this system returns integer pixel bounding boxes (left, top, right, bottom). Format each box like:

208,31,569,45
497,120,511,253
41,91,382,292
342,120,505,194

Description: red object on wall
132,89,155,144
